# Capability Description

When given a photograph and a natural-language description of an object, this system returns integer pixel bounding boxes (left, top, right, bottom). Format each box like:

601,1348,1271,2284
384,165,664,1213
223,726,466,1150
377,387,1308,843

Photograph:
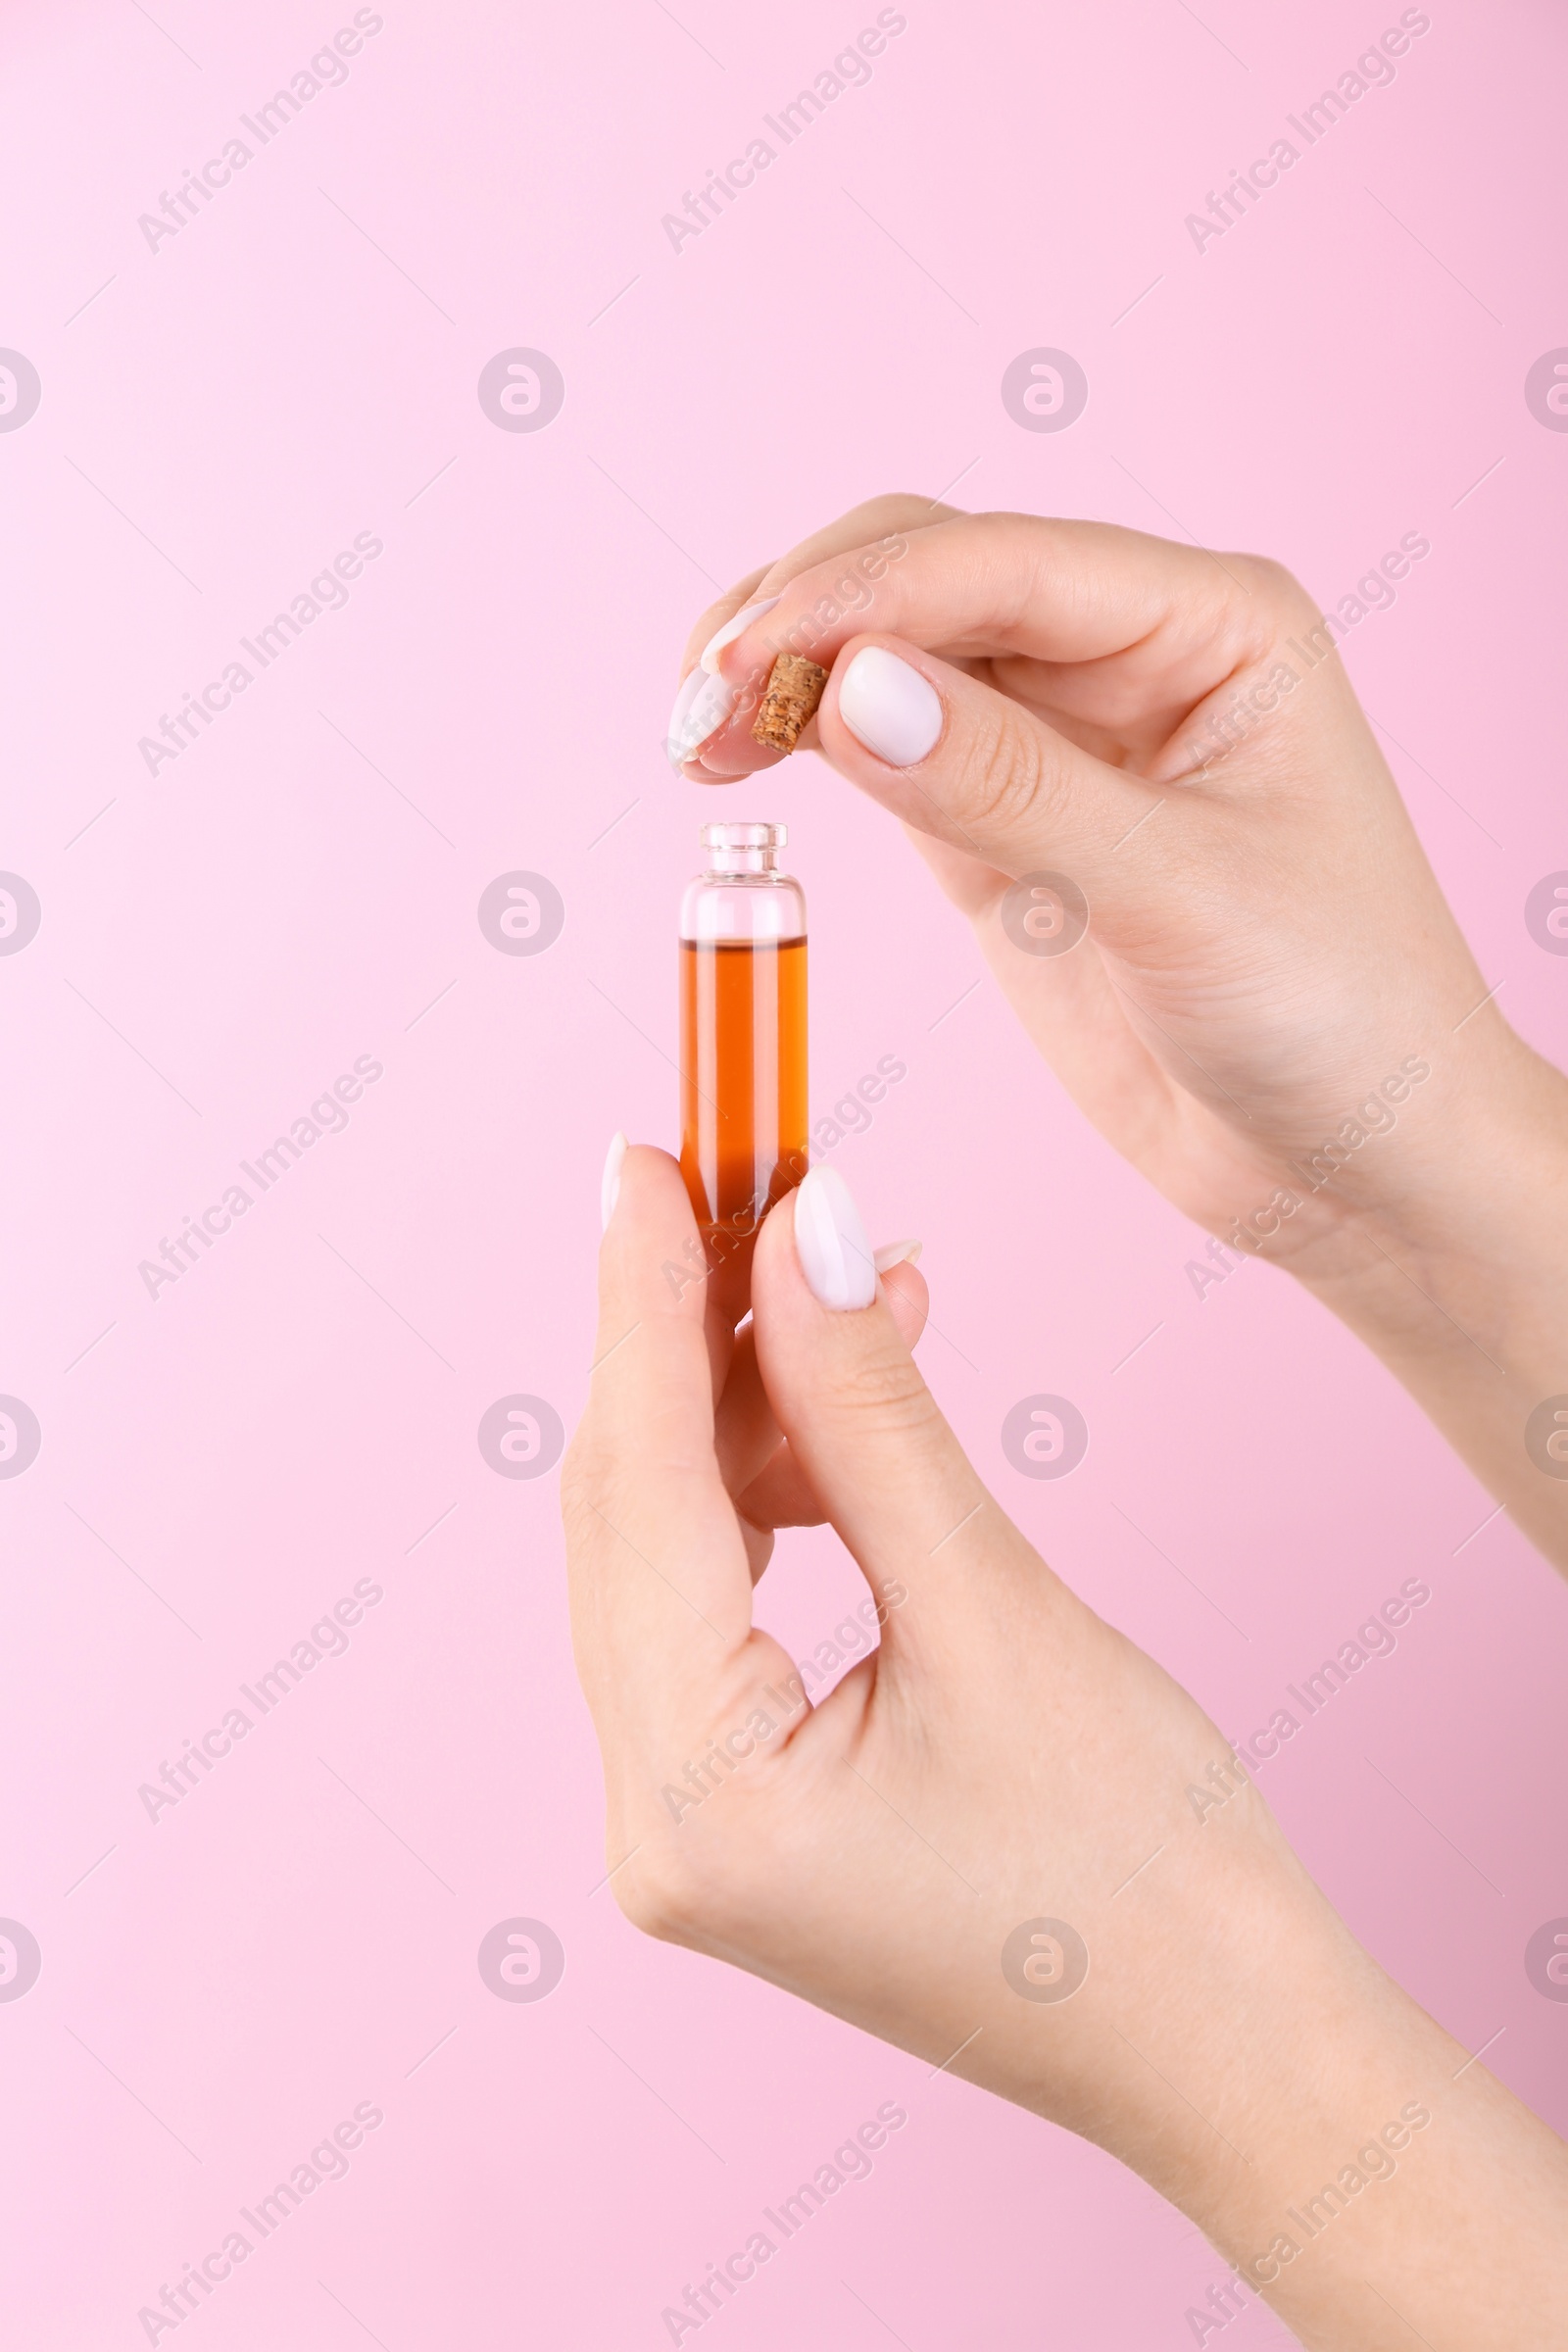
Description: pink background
3,0,1566,2343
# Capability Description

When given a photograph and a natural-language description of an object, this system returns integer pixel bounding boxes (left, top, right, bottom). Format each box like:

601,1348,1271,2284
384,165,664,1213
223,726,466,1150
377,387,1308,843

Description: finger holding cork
751,654,829,755
665,597,830,773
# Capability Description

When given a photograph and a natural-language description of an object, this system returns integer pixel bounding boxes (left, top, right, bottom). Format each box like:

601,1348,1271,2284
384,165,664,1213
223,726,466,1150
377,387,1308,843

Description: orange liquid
680,936,808,1256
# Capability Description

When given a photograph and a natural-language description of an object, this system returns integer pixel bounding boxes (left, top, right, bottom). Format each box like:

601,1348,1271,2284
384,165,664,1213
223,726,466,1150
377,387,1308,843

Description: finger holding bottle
566,1155,1568,2348
714,1248,929,1544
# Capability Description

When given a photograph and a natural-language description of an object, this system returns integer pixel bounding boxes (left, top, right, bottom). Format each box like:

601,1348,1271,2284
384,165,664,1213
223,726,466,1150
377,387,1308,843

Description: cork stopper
752,654,828,754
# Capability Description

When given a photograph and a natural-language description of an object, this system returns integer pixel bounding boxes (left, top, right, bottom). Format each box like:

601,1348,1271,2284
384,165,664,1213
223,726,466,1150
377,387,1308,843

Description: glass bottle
679,821,808,1271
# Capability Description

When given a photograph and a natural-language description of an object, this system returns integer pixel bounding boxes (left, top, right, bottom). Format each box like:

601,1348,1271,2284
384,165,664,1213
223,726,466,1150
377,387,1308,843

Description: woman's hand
666,498,1568,1571
564,1151,1568,2350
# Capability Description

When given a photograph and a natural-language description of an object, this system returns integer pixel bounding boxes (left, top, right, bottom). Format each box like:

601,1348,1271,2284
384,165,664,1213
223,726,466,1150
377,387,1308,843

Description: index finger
739,512,1273,669
676,491,967,682
697,512,1287,776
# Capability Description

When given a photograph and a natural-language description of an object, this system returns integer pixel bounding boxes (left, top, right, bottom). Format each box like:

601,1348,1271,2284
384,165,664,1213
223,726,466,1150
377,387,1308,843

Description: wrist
1105,1821,1436,2234
1108,1819,1568,2347
1266,1025,1568,1577
1274,1023,1568,1328
986,1758,1439,2230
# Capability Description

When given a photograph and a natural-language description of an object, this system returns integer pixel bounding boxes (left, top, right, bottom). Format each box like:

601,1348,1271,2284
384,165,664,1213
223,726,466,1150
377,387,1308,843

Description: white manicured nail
794,1165,877,1310
665,668,705,761
601,1131,627,1231
873,1238,922,1272
838,646,944,767
666,667,739,766
701,594,781,673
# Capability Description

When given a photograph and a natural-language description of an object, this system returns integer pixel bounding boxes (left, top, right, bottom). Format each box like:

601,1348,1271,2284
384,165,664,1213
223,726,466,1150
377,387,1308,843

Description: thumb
751,1166,1034,1657
816,634,1165,914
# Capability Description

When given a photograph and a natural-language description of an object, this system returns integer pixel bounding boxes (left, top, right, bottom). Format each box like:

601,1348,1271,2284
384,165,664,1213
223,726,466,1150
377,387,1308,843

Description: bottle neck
706,846,779,877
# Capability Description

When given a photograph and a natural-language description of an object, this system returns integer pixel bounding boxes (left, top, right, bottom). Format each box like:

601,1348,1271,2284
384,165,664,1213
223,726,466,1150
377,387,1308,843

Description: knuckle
817,1339,943,1440
558,1432,598,1529
615,1815,756,1946
561,1451,636,1551
613,1847,706,1943
1233,551,1315,634
559,1436,638,1556
1250,553,1301,603
952,704,1059,838
856,490,935,529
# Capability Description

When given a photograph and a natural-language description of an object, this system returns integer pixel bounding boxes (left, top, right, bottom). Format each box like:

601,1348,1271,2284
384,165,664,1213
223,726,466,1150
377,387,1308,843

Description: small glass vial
680,821,808,1269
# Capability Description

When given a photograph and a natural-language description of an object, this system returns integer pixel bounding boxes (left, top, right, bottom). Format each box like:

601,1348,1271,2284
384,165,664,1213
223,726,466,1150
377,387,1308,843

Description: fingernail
601,1131,627,1231
873,1238,922,1272
701,594,781,673
666,667,739,766
794,1165,877,1310
838,646,944,767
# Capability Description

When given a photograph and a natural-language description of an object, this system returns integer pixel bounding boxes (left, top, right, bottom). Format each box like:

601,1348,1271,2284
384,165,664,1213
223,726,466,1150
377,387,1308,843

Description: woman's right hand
668,498,1568,1569
565,1149,1568,2351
